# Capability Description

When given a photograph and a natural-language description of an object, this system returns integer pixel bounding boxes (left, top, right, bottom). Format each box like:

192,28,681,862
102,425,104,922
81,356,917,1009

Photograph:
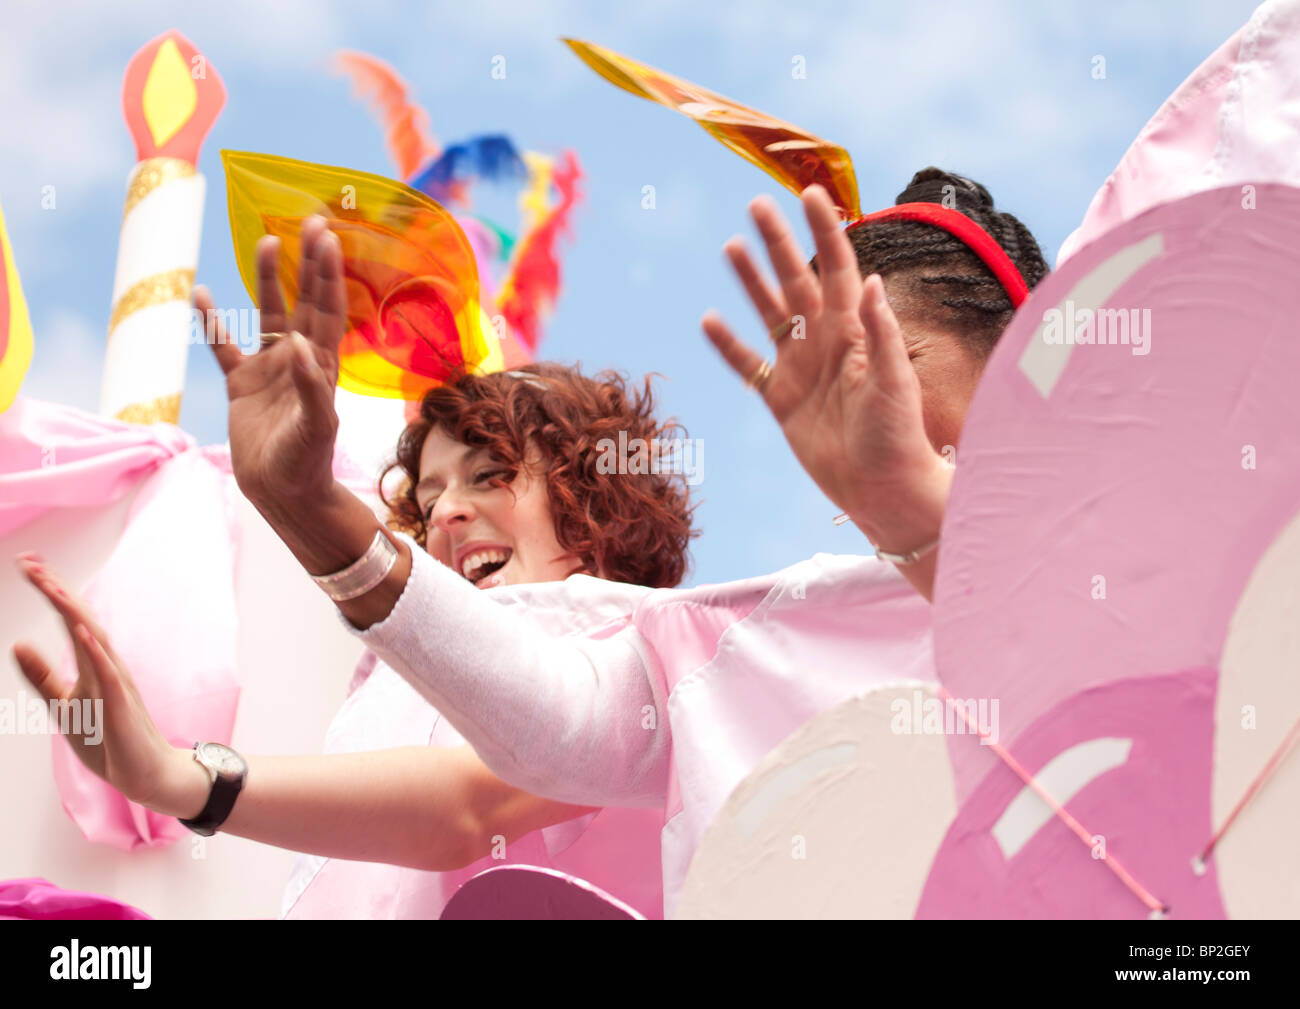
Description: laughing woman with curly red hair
383,362,695,590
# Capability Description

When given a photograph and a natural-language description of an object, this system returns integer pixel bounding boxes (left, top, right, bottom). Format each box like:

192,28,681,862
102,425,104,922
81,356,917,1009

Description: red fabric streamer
498,151,583,352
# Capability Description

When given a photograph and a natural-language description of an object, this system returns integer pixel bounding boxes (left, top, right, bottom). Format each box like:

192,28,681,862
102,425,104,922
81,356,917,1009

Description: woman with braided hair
839,169,1048,360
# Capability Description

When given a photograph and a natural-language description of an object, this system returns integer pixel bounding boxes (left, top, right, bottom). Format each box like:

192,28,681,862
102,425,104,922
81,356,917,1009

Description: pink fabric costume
336,537,933,917
279,655,666,919
0,878,151,920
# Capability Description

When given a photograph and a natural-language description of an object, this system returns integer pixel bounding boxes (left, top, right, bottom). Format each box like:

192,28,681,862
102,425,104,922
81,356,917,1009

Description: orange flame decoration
122,30,226,165
564,38,860,220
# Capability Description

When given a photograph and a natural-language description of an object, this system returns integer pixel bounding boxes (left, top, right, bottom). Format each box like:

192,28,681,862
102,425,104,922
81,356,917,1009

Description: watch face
197,742,245,777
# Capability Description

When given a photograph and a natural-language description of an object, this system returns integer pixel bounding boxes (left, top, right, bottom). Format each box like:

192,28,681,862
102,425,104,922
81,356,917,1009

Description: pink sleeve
343,536,671,807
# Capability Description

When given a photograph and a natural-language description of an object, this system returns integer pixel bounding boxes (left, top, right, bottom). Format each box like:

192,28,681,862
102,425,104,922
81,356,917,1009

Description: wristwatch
177,742,248,837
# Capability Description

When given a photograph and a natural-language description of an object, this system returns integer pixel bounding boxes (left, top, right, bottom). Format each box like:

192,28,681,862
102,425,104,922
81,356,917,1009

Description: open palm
196,215,347,507
12,557,178,810
702,186,946,528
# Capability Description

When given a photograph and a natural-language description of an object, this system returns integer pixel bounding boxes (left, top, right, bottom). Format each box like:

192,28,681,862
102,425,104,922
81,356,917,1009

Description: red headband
846,202,1029,309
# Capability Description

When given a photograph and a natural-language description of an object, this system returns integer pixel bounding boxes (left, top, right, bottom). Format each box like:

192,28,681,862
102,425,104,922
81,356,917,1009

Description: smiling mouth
461,547,513,587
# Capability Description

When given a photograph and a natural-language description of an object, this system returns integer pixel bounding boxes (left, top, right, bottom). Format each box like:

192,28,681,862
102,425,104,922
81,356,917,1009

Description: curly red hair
381,362,698,588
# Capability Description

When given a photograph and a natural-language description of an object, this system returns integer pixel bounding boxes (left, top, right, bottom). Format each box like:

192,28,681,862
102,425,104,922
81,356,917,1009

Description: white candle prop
99,30,225,425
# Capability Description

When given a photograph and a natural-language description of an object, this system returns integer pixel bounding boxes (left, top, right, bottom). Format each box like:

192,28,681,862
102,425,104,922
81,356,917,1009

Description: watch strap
178,743,246,837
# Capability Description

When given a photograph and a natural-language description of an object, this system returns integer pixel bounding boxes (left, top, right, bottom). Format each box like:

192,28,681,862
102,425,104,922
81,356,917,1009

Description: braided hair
818,167,1048,357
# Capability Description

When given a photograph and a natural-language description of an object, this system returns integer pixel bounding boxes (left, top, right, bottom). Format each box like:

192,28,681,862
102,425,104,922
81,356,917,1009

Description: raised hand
196,215,346,510
197,215,411,616
11,556,202,818
701,185,951,562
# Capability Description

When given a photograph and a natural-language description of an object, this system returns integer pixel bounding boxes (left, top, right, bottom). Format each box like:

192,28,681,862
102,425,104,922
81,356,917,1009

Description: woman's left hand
11,556,202,818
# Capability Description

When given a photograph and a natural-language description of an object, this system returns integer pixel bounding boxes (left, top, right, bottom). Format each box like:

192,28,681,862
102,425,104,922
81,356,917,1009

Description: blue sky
3,0,1262,585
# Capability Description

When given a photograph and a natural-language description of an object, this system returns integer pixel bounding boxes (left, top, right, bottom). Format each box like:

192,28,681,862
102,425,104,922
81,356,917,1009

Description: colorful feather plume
497,150,582,353
409,136,526,204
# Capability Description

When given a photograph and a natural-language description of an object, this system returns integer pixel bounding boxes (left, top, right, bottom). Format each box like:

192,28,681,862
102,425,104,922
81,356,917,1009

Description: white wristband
875,536,940,566
311,530,399,601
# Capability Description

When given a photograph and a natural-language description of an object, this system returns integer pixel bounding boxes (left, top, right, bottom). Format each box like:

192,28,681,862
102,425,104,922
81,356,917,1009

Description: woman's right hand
11,556,207,819
196,215,347,511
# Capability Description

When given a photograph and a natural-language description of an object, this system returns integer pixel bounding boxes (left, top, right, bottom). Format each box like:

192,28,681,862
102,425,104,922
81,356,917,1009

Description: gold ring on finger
769,318,795,344
259,330,291,350
745,358,774,392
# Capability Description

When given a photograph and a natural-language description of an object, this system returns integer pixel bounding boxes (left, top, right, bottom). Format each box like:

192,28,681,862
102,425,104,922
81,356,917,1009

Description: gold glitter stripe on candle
122,157,196,220
108,268,195,334
113,392,181,425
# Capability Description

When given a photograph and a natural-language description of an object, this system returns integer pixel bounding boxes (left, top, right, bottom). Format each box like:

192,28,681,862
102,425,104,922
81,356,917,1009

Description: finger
18,559,104,637
194,286,243,376
16,560,125,671
858,274,911,382
803,185,861,310
289,334,338,440
12,643,69,704
304,228,346,364
291,216,328,338
75,624,133,710
723,237,788,332
701,310,773,404
256,235,290,334
749,194,821,318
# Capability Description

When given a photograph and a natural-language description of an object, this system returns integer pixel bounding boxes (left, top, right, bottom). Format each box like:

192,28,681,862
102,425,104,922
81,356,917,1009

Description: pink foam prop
934,182,1300,801
1058,0,1300,264
441,865,642,920
919,671,1225,918
926,182,1300,915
